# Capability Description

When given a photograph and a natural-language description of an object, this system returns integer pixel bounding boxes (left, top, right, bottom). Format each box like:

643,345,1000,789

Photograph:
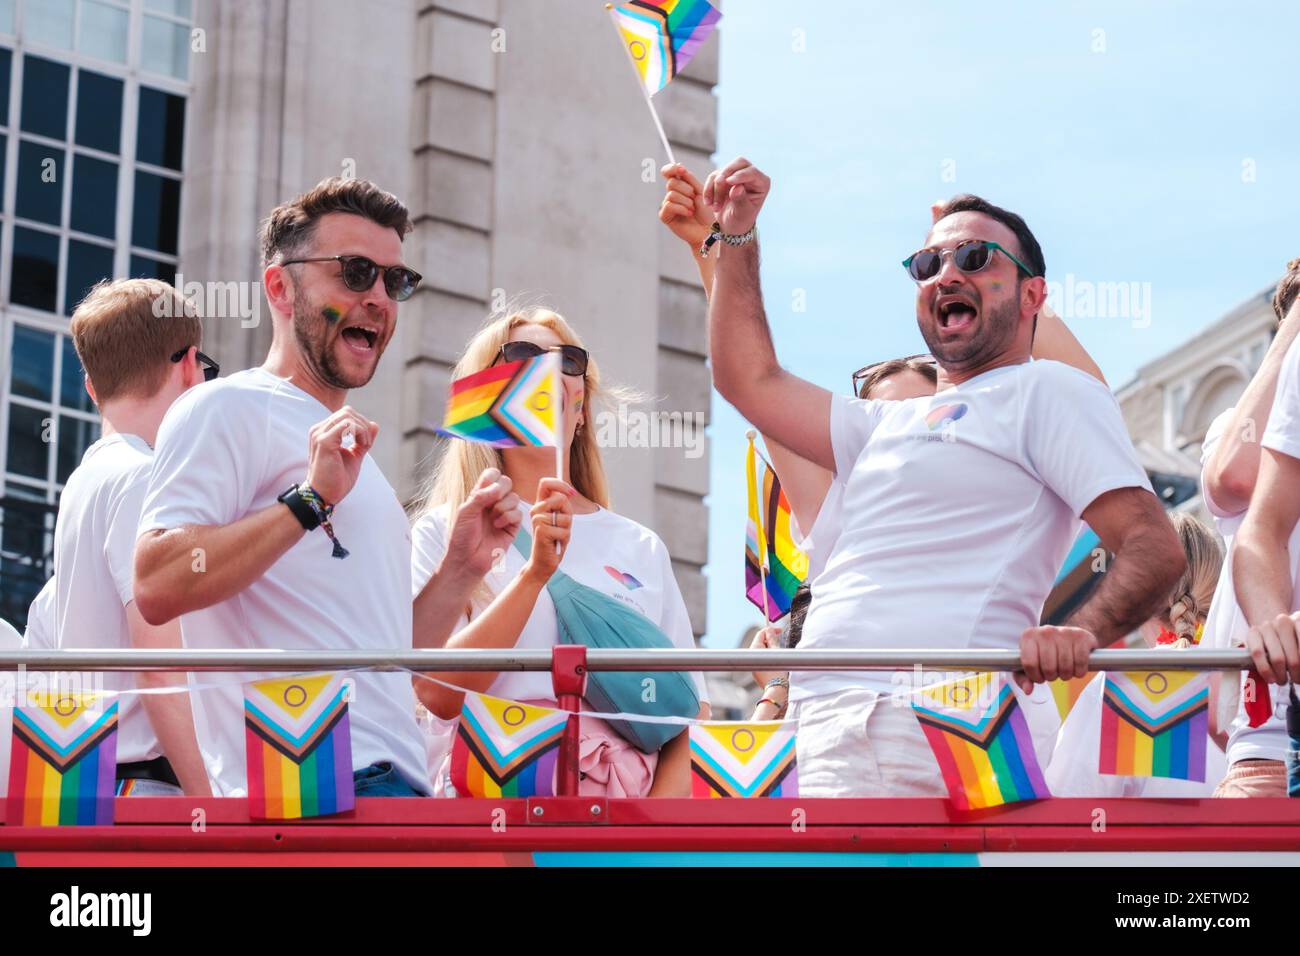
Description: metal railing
0,647,1258,672
0,646,1253,799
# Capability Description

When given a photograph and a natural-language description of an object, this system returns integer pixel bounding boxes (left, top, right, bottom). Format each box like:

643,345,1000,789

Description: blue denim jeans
352,761,425,797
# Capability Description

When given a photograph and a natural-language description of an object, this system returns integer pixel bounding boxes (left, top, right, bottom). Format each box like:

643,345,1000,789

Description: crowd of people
9,163,1299,802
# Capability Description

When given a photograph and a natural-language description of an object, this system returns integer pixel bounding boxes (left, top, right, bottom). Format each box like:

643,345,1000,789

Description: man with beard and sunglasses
133,178,521,797
702,157,1184,797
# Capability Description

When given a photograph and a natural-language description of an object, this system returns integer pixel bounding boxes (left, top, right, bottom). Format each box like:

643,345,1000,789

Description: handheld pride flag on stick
1099,670,1209,781
605,0,721,164
690,720,798,798
450,691,568,798
6,692,118,826
912,673,1050,810
744,432,808,623
243,672,355,820
437,351,564,481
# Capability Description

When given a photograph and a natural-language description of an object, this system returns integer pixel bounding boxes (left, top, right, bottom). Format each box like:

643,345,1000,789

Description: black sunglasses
902,239,1037,283
497,341,589,377
171,347,220,383
281,254,422,302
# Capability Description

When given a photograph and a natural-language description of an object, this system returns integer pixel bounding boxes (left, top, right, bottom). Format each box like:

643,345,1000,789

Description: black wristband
278,484,321,531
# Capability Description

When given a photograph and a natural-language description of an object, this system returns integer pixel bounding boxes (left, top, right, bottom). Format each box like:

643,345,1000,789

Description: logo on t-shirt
604,566,644,590
925,403,968,430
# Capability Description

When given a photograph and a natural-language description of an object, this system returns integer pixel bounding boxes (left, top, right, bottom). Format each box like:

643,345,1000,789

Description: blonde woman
410,308,709,798
1045,512,1228,797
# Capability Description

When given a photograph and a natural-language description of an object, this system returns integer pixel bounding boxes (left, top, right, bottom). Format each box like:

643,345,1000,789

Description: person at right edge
700,155,1184,797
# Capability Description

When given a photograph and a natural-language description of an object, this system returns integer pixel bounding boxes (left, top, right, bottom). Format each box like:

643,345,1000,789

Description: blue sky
700,1,1300,646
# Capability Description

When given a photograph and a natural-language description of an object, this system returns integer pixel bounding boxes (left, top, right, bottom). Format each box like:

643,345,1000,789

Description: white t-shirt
138,367,428,796
1046,673,1227,797
411,502,708,706
1201,406,1294,764
23,576,55,649
792,360,1152,701
53,433,161,764
790,477,845,584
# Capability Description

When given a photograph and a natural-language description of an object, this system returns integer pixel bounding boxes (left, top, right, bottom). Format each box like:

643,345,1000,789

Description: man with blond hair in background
54,278,216,795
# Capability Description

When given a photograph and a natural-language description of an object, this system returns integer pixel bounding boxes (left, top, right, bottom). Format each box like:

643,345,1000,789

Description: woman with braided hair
1045,512,1228,796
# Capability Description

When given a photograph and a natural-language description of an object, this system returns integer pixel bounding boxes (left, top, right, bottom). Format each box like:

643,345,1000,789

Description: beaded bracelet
297,484,349,559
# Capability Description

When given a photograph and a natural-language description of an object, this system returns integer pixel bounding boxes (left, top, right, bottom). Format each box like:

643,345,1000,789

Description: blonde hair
70,278,202,404
1164,512,1223,642
411,306,624,537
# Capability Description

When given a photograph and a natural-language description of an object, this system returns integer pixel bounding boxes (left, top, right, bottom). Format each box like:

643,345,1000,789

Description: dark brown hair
935,194,1046,279
854,354,939,399
1274,257,1300,323
259,177,413,267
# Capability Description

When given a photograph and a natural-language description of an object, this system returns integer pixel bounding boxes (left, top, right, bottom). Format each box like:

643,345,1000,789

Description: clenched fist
1015,624,1097,693
702,156,770,236
304,406,378,505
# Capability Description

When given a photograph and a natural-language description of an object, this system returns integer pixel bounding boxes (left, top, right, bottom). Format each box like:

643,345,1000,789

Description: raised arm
704,158,835,472
134,406,378,625
1032,302,1106,385
661,166,831,525
1204,303,1300,515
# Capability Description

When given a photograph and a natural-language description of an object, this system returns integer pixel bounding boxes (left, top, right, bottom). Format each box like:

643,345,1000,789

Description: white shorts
791,682,1061,799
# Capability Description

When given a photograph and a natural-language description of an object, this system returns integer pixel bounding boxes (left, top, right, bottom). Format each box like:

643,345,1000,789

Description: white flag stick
605,4,677,165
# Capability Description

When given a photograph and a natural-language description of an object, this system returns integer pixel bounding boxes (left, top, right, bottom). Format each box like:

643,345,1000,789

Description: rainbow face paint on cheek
989,281,1002,292
322,305,343,323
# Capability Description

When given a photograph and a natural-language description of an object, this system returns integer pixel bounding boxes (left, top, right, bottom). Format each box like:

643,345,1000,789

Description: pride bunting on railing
450,692,568,798
243,673,355,819
912,673,1049,810
6,692,118,826
689,720,798,798
1099,670,1208,781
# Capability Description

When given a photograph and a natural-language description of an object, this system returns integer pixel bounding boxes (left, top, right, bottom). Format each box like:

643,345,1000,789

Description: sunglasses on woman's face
281,254,423,301
497,341,589,377
902,239,1036,283
170,347,220,382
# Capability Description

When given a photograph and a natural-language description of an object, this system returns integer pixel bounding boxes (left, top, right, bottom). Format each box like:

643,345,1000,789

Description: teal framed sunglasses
903,239,1037,282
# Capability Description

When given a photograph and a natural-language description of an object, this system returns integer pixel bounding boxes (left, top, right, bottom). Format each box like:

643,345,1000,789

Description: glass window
136,87,184,170
25,0,74,52
141,15,190,81
59,338,93,412
5,403,48,479
130,253,176,285
20,56,70,139
144,0,192,17
10,325,54,401
77,0,129,64
64,239,113,316
74,70,122,153
10,226,60,312
0,48,11,126
70,153,117,238
15,141,65,225
56,414,97,483
0,0,14,35
132,170,180,254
